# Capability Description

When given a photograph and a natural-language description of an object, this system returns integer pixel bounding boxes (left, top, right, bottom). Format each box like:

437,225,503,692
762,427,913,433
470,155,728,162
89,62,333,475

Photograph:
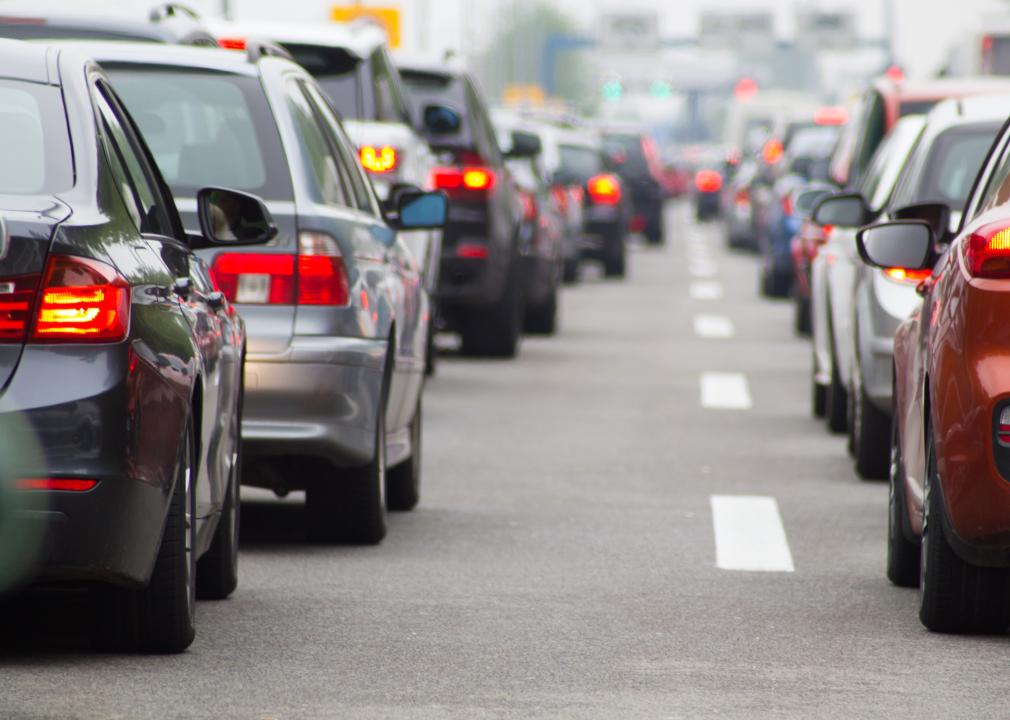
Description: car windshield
104,68,293,200
558,144,602,180
0,79,73,196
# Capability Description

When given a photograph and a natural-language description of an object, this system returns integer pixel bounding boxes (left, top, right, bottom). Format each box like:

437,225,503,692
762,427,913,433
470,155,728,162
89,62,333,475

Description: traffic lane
0,202,1006,719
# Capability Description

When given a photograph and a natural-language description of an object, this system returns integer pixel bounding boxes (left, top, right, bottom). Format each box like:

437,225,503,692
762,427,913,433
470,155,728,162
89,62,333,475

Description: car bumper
242,336,386,469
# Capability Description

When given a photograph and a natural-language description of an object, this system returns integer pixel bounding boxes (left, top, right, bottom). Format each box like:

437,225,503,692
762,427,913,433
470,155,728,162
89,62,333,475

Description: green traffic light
601,80,622,102
649,80,672,99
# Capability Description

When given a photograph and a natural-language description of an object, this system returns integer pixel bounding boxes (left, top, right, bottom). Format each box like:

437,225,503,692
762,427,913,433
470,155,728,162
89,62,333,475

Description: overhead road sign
331,5,401,48
599,11,660,53
699,11,775,54
795,11,857,51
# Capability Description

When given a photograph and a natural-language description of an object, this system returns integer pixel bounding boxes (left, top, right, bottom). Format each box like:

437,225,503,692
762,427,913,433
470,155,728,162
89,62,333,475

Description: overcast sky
3,0,1008,78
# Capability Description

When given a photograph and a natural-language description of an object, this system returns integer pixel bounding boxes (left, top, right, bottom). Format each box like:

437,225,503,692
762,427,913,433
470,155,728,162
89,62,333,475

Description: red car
857,117,1010,632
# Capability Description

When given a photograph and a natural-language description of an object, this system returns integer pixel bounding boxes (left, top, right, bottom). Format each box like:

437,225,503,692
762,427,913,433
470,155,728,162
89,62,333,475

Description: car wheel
562,258,579,284
306,386,388,545
887,410,919,587
811,352,826,419
524,288,558,335
644,213,664,245
424,313,437,377
95,417,197,653
603,232,626,278
825,347,848,433
386,393,422,512
919,430,1010,633
854,380,890,480
460,257,522,358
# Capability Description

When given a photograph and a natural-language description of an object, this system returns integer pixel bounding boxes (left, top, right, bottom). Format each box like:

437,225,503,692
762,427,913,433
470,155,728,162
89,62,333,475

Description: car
788,182,836,335
492,114,566,334
0,3,217,45
857,109,1010,631
0,39,277,651
206,19,443,374
809,116,927,431
86,41,445,539
844,96,1009,479
599,127,666,245
397,55,527,357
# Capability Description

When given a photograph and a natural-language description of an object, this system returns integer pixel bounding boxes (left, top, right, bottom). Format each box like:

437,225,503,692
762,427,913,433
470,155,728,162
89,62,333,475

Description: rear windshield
984,36,1010,74
282,44,361,119
559,144,602,180
400,69,468,137
0,80,73,195
787,125,841,158
891,122,1000,210
105,68,293,201
601,133,646,169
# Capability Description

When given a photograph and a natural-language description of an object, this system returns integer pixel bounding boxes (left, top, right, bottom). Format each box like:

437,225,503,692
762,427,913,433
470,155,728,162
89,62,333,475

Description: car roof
0,8,215,45
205,18,386,59
394,53,465,79
41,40,265,77
874,76,1010,102
927,93,1010,127
0,37,56,84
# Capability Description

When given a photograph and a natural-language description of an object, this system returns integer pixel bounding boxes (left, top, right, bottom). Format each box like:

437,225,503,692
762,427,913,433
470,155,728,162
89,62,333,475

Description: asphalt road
3,202,1010,719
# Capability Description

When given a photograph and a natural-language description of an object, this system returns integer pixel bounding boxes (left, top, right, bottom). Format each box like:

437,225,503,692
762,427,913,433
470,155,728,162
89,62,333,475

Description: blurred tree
474,0,592,110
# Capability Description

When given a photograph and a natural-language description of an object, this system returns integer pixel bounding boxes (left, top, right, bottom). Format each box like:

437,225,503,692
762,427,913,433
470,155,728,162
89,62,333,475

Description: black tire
644,212,664,245
767,269,791,298
460,258,522,358
919,431,1010,633
812,350,826,418
306,384,388,545
887,412,920,587
854,380,890,480
386,393,422,512
524,289,558,335
562,258,579,284
603,233,626,278
825,352,848,433
95,418,197,653
196,400,240,600
794,296,811,336
424,314,437,377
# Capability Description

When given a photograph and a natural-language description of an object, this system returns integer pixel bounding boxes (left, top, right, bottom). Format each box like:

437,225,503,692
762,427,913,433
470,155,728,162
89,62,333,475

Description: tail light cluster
211,232,350,307
587,174,621,205
519,190,538,222
965,223,1010,279
0,254,130,344
359,145,399,174
694,169,722,193
430,166,496,196
735,189,751,207
997,406,1010,447
884,267,932,284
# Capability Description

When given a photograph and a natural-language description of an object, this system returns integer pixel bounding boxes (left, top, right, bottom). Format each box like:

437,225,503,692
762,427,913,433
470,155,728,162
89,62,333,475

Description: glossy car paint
0,42,241,586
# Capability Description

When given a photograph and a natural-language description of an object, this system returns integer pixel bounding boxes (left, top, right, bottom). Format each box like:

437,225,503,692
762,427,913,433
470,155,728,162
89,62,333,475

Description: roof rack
149,3,200,22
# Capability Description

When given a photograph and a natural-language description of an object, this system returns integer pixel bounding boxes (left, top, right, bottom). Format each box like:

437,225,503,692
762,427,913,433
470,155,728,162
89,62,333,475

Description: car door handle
172,277,192,298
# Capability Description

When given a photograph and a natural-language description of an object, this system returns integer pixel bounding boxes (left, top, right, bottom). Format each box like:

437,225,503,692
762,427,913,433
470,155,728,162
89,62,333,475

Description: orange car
857,116,1010,632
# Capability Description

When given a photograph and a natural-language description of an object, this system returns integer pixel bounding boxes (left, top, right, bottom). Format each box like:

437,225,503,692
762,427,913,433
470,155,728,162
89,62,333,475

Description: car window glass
858,117,924,213
371,49,406,123
284,79,351,208
465,79,502,165
301,81,379,215
559,144,602,180
853,91,886,183
94,83,175,237
0,80,73,195
974,131,1010,216
283,44,362,118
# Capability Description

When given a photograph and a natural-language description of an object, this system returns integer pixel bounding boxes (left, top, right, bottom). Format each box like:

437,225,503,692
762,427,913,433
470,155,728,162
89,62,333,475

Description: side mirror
389,191,448,230
193,187,278,248
856,220,934,271
892,202,951,241
423,104,462,136
506,130,541,159
812,192,870,228
793,188,831,220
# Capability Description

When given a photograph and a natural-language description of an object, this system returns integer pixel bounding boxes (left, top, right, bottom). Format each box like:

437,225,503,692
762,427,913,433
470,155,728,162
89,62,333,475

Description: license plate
236,274,270,304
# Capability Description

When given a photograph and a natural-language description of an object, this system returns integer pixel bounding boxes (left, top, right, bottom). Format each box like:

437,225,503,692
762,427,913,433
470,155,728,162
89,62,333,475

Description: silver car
810,116,926,433
850,96,1010,478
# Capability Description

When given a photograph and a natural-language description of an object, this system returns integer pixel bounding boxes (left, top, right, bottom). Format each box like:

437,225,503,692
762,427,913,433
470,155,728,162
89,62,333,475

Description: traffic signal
649,80,672,99
601,79,623,102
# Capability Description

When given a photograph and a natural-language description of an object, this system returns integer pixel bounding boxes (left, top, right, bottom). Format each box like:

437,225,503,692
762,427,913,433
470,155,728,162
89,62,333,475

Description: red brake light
217,37,247,50
211,253,295,304
17,478,98,492
694,169,722,193
885,267,932,283
519,191,537,221
462,168,494,190
782,194,794,216
0,274,39,342
814,106,848,126
456,243,488,259
430,167,496,195
762,138,784,165
359,145,398,174
587,174,621,205
965,223,1010,279
735,189,750,206
297,232,349,306
31,255,129,343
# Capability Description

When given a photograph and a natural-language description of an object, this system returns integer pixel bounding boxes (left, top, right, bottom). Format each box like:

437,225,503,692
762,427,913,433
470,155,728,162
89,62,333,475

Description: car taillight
359,145,398,174
965,223,1010,279
587,174,621,205
31,255,129,343
550,186,568,213
297,232,349,306
695,169,722,193
217,37,247,50
782,194,793,216
735,189,750,206
519,191,537,221
430,167,496,195
456,243,488,259
17,478,98,491
762,138,784,165
0,274,39,342
997,406,1010,447
211,253,295,304
884,267,932,283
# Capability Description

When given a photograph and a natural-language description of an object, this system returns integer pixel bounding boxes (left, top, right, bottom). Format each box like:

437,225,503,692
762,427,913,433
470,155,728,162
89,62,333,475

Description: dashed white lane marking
689,281,723,300
689,260,718,278
711,495,795,572
693,315,734,339
700,372,752,409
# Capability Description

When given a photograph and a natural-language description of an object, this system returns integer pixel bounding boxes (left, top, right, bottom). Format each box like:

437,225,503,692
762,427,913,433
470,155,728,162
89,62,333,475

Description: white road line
710,495,795,572
689,281,723,300
700,372,752,410
693,315,734,339
689,260,718,278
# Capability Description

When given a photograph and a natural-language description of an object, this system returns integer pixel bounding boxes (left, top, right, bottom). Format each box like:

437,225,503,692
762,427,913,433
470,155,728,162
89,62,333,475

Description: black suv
600,128,665,245
397,57,526,358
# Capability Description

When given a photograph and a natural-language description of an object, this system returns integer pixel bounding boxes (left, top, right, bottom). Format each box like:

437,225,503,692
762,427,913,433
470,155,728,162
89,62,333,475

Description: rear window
106,68,292,201
786,126,841,159
0,80,73,195
559,144,602,180
601,133,646,169
984,36,1010,74
899,99,940,117
282,44,361,118
400,69,468,137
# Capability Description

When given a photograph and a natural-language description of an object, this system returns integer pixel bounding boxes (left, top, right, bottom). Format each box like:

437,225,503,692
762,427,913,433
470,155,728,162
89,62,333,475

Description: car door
93,79,229,523
300,79,426,433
